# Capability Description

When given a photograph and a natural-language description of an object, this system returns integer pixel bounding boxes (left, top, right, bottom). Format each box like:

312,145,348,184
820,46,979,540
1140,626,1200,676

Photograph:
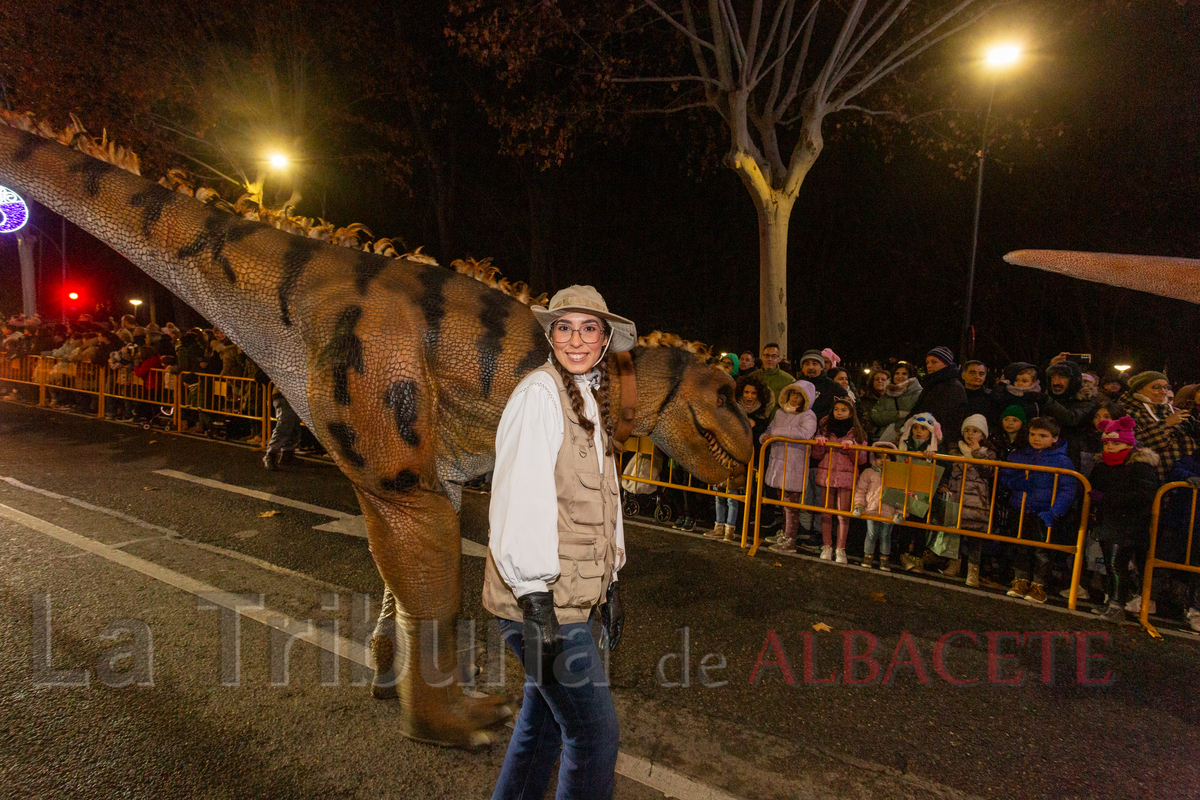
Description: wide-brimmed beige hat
532,284,637,353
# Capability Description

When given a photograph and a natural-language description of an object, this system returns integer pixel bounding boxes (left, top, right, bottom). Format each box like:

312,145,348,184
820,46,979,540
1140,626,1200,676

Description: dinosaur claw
469,731,494,748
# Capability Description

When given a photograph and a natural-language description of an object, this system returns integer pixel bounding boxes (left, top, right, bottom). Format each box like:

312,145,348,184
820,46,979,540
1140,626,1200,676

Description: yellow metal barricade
618,436,756,546
0,354,40,385
184,372,269,434
38,357,104,405
1139,482,1200,637
753,438,1093,609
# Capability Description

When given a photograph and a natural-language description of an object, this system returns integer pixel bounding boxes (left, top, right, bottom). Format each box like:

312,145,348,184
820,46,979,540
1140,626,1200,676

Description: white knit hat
962,413,989,438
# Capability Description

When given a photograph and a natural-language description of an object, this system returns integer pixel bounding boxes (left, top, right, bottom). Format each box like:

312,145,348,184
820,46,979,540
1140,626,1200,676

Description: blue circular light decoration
0,185,29,233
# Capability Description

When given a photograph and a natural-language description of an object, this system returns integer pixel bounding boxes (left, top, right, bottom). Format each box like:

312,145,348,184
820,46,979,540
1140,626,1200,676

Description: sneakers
1186,608,1200,633
672,516,695,532
1023,583,1048,604
768,540,796,554
1097,602,1126,624
1058,586,1091,602
879,559,892,572
861,555,875,569
900,553,923,573
1124,595,1156,615
835,548,848,564
819,546,833,561
966,563,980,588
1007,579,1032,598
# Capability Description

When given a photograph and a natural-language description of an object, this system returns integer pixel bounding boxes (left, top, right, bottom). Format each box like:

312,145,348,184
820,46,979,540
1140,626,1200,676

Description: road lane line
0,501,371,669
153,469,357,519
1,475,178,536
0,501,743,800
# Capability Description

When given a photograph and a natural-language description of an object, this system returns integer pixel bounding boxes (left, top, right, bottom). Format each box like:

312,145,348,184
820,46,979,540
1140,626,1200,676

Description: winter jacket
747,367,795,419
869,377,922,442
134,355,164,392
1120,391,1195,481
853,456,898,520
938,443,997,532
1087,448,1160,546
805,370,848,421
1000,439,1078,521
812,430,867,490
1043,360,1098,467
910,367,968,452
762,381,817,492
965,386,996,427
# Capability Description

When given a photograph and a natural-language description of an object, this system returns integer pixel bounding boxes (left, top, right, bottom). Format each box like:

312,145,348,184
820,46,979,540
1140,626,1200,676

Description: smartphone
1065,353,1092,365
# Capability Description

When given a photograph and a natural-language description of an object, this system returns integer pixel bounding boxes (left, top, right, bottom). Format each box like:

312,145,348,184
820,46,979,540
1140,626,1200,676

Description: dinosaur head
621,346,754,485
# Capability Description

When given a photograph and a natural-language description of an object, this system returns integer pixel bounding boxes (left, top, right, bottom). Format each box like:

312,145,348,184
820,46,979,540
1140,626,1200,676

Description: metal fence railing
1139,482,1200,637
753,437,1094,609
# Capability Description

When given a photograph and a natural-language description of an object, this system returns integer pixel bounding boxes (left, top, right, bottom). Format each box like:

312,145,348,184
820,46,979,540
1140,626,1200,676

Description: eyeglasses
550,321,606,344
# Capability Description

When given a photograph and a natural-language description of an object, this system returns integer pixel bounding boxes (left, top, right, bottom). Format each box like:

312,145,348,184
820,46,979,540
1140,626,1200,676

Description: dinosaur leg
355,486,513,746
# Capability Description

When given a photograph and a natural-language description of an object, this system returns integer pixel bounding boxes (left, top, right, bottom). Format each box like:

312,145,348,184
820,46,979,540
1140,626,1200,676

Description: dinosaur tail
1004,249,1200,305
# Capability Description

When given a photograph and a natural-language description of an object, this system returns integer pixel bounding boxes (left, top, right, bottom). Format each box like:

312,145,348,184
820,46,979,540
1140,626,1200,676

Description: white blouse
488,367,626,597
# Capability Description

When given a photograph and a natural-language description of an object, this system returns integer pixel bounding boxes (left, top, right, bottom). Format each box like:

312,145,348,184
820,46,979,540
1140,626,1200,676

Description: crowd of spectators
704,342,1200,630
1,311,317,467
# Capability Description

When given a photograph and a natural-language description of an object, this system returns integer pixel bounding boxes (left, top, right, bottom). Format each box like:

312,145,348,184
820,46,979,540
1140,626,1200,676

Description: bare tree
635,0,996,357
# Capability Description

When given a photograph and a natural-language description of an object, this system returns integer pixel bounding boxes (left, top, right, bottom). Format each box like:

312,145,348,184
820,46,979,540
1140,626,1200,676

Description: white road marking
0,502,369,668
158,469,488,557
0,500,742,800
154,469,357,518
1,475,177,536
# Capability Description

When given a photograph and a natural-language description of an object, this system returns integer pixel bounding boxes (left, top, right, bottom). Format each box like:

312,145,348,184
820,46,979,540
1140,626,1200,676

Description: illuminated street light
961,42,1024,361
986,44,1021,67
268,153,289,169
1114,364,1132,373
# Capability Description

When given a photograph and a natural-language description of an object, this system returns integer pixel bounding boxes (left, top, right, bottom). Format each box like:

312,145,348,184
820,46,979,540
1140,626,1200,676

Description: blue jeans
714,497,740,528
267,395,301,453
492,619,619,800
864,520,893,556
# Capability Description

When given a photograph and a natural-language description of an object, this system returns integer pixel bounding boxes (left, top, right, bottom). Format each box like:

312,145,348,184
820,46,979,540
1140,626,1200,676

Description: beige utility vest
482,363,620,625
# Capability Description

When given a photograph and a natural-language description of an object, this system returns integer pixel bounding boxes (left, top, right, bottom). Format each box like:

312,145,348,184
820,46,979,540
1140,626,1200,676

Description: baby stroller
620,436,676,524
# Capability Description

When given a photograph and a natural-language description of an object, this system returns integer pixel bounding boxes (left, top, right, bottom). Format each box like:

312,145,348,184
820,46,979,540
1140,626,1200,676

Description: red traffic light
68,292,79,301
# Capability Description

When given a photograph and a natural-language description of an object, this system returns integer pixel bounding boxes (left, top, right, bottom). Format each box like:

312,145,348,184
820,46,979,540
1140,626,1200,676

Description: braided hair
550,322,620,457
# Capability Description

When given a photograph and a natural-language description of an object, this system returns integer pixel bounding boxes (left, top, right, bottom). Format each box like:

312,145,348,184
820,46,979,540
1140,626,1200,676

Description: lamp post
961,44,1021,362
129,298,143,322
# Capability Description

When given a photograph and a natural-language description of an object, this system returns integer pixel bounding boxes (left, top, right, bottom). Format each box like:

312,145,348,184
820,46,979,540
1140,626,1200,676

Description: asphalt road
1,399,1199,800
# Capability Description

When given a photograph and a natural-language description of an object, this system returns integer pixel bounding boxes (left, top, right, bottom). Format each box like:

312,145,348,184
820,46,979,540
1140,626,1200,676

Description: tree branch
610,75,724,86
716,0,746,73
840,103,905,118
829,0,911,93
642,0,717,52
813,0,868,101
833,0,906,83
764,0,800,115
775,1,819,118
628,101,715,115
749,0,791,86
743,0,765,85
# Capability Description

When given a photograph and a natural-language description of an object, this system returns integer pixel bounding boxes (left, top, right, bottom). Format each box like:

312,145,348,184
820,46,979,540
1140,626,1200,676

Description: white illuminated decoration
0,185,28,233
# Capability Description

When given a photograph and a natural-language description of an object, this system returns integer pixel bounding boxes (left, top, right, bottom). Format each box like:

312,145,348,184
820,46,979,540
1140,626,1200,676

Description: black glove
599,581,625,653
517,591,561,684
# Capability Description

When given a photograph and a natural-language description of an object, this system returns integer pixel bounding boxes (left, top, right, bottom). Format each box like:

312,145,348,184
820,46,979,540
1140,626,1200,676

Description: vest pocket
551,535,609,608
569,472,606,526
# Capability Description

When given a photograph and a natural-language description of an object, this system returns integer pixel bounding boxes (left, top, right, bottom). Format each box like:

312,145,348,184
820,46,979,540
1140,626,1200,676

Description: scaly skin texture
0,123,753,746
1004,249,1200,305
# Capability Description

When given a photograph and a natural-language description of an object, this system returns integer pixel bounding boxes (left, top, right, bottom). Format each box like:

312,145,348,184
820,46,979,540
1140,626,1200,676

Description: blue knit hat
927,346,956,368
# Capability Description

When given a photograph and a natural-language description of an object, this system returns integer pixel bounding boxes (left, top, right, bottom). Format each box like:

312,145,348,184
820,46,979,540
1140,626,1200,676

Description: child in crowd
761,381,817,553
854,441,898,570
1000,417,1078,603
993,363,1045,422
1086,417,1160,623
938,414,997,585
1080,402,1124,476
812,397,868,562
895,412,942,572
706,374,771,543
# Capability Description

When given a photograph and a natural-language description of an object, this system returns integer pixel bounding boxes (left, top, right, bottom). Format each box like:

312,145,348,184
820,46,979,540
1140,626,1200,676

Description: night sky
0,1,1196,377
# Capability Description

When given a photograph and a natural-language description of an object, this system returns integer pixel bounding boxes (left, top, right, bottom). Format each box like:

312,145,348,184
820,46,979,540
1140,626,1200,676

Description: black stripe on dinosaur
177,210,262,284
416,265,452,349
326,422,366,468
11,132,50,163
515,320,550,376
381,470,420,493
476,302,510,399
655,347,691,416
278,236,322,326
322,305,365,406
129,184,176,238
383,380,421,447
68,157,116,197
354,251,389,296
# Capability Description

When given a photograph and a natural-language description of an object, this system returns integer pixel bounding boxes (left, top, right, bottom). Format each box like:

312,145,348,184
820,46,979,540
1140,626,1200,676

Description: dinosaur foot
400,689,516,749
370,634,399,700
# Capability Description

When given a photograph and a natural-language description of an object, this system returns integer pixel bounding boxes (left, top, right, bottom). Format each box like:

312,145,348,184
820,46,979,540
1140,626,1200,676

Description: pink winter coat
761,381,817,492
812,434,867,489
852,446,898,518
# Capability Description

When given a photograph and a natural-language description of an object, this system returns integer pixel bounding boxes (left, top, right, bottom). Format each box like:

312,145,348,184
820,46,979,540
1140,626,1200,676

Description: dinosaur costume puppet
0,115,753,746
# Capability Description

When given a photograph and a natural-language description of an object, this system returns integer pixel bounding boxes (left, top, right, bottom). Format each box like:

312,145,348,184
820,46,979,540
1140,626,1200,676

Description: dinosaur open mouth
691,409,740,470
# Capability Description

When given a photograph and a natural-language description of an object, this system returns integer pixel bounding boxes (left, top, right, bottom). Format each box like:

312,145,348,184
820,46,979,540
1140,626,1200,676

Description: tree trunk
758,192,796,358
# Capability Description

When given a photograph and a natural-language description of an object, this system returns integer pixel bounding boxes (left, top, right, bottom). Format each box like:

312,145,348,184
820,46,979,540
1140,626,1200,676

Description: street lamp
1114,364,1131,373
268,153,289,169
961,43,1022,361
129,298,143,320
